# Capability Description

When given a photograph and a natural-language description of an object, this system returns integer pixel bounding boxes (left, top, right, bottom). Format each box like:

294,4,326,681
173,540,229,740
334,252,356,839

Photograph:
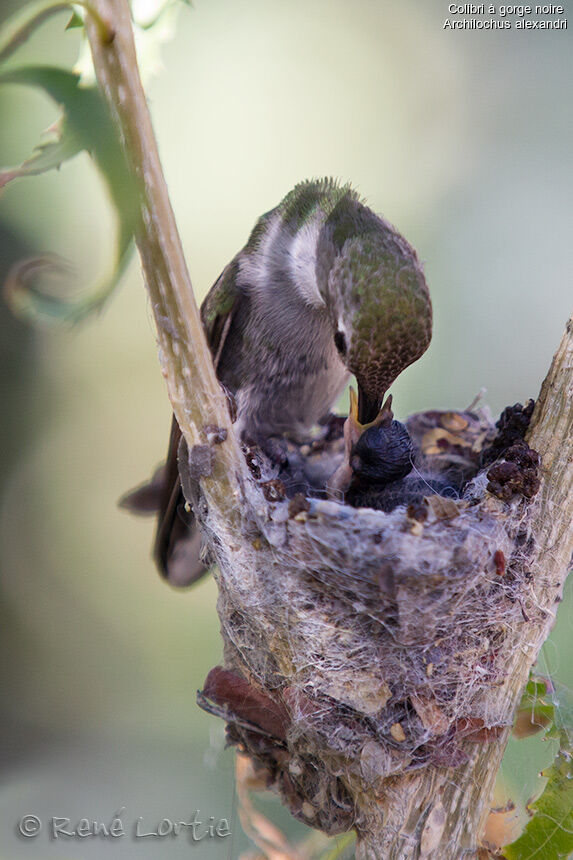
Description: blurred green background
0,0,572,857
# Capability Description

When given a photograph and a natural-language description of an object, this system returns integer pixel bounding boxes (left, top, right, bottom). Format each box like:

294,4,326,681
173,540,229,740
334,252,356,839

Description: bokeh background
0,0,572,857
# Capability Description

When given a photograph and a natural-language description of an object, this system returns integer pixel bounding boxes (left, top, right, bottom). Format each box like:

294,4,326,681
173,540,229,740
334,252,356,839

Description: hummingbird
123,178,432,585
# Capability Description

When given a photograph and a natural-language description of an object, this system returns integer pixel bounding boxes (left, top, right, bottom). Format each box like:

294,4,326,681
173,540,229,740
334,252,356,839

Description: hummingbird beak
357,386,384,425
353,387,393,430
328,388,395,498
345,388,393,448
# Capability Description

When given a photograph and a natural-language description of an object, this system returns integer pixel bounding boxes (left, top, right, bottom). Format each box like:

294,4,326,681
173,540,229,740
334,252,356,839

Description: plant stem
83,0,245,527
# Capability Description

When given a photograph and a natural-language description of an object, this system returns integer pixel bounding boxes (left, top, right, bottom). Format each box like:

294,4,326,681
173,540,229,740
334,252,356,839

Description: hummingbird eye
334,330,347,356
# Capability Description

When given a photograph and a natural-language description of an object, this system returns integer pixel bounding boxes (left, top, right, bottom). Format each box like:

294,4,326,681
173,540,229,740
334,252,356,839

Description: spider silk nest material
192,405,541,835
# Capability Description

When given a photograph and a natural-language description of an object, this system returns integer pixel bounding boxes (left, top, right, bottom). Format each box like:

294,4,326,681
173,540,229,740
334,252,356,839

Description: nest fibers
195,406,540,835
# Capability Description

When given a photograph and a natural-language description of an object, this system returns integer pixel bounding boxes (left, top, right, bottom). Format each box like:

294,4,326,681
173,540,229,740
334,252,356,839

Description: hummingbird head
316,196,432,425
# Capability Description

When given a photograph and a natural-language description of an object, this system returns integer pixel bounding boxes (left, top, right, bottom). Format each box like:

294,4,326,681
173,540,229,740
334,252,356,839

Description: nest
195,402,540,836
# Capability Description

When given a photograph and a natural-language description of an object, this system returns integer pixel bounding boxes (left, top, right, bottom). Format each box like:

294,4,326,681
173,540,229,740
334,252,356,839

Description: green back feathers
279,178,359,231
245,178,361,252
326,194,388,251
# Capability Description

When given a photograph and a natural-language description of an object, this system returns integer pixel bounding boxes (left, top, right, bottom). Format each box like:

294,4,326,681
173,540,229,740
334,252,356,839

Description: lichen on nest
195,402,541,835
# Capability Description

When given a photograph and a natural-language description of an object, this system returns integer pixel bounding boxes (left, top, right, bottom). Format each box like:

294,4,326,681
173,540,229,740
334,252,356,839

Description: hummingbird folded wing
152,259,243,585
200,257,242,369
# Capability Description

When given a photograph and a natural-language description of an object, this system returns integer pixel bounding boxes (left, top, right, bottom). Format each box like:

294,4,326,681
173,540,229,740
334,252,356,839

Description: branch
528,316,573,558
84,0,246,527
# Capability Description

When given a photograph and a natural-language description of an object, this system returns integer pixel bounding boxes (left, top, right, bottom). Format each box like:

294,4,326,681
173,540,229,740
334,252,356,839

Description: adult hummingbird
124,178,432,585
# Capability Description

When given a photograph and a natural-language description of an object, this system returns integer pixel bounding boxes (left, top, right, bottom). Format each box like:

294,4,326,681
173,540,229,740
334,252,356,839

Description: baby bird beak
329,388,394,496
348,387,393,440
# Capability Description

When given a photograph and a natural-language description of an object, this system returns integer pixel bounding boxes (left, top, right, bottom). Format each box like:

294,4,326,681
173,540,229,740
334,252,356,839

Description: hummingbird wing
200,257,242,371
122,411,209,587
152,415,191,582
152,259,243,585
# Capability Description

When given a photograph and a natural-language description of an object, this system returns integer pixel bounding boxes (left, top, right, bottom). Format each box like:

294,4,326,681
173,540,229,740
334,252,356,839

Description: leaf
0,1,112,67
74,0,186,86
0,1,75,66
502,732,573,860
513,677,556,740
0,65,135,204
65,10,85,30
0,114,82,188
0,65,138,323
0,0,187,324
317,832,355,860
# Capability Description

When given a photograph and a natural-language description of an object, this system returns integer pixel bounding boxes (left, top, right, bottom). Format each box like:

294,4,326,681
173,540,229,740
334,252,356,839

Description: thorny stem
83,0,246,531
83,4,573,856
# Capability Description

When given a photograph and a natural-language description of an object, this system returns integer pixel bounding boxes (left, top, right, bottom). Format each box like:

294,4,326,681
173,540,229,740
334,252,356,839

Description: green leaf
0,0,184,324
317,832,356,860
0,114,82,187
0,1,112,67
513,677,556,739
502,732,573,860
0,66,138,323
65,10,84,30
0,1,74,66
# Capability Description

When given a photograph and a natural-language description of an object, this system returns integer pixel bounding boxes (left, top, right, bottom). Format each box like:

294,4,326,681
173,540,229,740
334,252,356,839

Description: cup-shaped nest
198,405,540,835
